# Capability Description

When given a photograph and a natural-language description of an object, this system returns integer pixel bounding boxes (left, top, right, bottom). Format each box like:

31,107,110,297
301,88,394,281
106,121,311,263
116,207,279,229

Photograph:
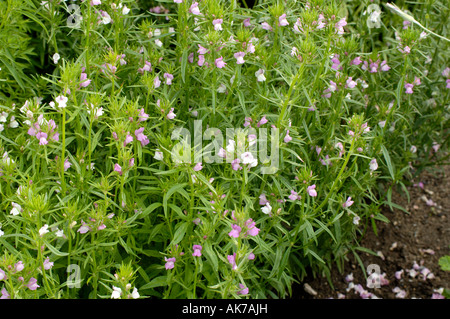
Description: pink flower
174,0,183,3
189,2,201,15
331,55,341,70
346,77,357,89
248,252,255,260
192,245,202,257
227,253,237,270
442,67,450,78
259,193,269,205
124,133,134,146
165,257,176,270
0,288,9,299
114,163,122,175
164,73,174,85
231,158,242,171
64,158,72,171
257,116,268,127
43,257,54,270
79,73,91,88
27,277,40,291
335,18,347,34
307,184,317,197
284,130,292,143
237,283,249,295
243,18,251,27
198,54,205,67
167,108,176,119
245,219,260,237
228,224,242,238
278,14,289,26
261,22,273,31
215,56,226,68
193,162,203,171
404,83,414,94
234,51,246,64
343,197,354,208
213,19,223,31
138,108,149,122
135,127,149,146
288,190,300,201
138,61,152,74
14,261,24,272
154,75,161,88
380,60,390,71
350,57,362,66
36,132,48,145
413,76,421,86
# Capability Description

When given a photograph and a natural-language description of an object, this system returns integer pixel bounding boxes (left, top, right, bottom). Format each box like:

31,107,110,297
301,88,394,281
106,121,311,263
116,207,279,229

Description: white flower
369,158,378,171
131,287,140,299
0,124,4,132
154,150,164,161
122,5,130,15
52,53,60,64
55,228,65,238
226,140,235,153
111,286,122,299
155,39,163,47
9,117,18,128
366,4,382,28
0,227,4,237
39,224,49,237
255,69,266,82
55,95,68,108
10,202,22,216
353,215,361,225
0,112,8,122
241,152,258,167
261,202,272,215
217,83,227,93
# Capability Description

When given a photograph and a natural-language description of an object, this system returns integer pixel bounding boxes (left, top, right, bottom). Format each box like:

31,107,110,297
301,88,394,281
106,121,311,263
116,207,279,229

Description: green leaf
439,256,450,271
139,276,168,291
181,50,188,83
172,222,188,245
381,145,395,180
204,241,218,272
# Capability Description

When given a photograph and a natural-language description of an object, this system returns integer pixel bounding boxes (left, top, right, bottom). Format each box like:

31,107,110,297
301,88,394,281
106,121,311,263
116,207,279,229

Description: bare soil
294,165,450,299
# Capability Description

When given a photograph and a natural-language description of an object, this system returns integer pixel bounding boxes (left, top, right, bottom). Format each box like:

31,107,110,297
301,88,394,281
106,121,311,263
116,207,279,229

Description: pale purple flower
0,288,9,299
193,162,203,171
228,224,241,238
442,67,450,78
215,56,226,68
413,76,421,86
164,73,174,85
369,158,378,171
91,0,101,6
64,158,72,171
43,257,54,270
284,130,292,143
135,127,149,146
245,219,260,237
395,270,404,280
189,2,201,15
165,257,176,270
237,283,249,295
231,158,242,171
0,268,5,281
213,19,223,31
114,163,123,175
138,108,149,122
243,18,251,27
192,245,202,257
350,56,362,66
259,193,268,205
27,277,40,291
154,75,161,88
307,184,317,197
257,116,268,127
335,18,347,34
197,44,208,55
261,22,273,31
198,54,205,67
393,287,407,298
36,132,48,145
404,83,414,94
345,273,354,282
167,108,176,120
79,73,91,88
278,14,289,26
331,55,341,70
288,190,300,201
343,197,354,208
380,60,390,71
174,0,183,3
234,51,246,64
227,253,237,270
14,261,24,272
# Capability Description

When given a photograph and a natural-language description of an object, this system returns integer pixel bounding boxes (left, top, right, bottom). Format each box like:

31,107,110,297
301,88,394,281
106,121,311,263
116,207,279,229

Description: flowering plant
0,0,448,299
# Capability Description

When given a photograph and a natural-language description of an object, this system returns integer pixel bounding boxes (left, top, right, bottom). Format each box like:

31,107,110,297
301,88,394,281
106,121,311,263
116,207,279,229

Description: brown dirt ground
294,165,450,299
